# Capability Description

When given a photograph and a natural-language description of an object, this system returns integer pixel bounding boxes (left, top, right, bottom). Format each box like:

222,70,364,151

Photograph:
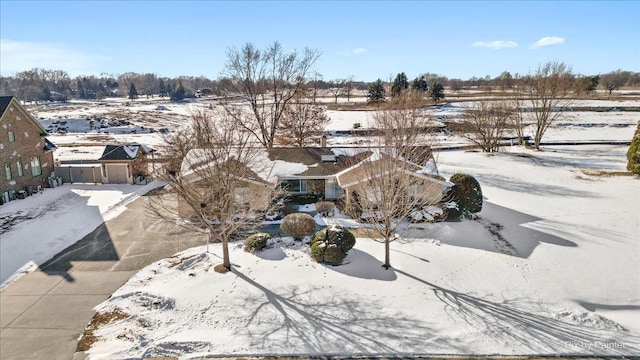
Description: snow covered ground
0,182,163,287
28,97,639,163
84,144,639,359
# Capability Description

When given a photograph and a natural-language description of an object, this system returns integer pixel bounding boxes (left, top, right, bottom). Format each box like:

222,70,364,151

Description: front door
325,178,337,199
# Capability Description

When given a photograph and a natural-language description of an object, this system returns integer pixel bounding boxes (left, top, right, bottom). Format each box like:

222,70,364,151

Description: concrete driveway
0,195,207,360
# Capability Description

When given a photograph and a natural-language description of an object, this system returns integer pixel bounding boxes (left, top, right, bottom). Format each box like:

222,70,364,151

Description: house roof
0,96,12,117
180,146,443,189
336,152,447,188
0,96,49,135
265,147,366,177
44,138,57,152
99,143,152,161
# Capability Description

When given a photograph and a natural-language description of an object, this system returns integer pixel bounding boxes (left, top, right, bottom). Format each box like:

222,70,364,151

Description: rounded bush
449,173,483,216
310,226,356,265
280,213,317,240
323,245,345,266
244,233,271,252
315,201,336,216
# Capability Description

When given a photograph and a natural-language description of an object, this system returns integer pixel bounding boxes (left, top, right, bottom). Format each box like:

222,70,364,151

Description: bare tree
150,110,280,272
371,90,428,149
525,61,573,150
449,79,463,98
461,100,512,152
220,42,321,148
277,97,330,147
344,75,355,102
344,92,440,269
600,69,630,95
507,74,529,145
328,79,346,104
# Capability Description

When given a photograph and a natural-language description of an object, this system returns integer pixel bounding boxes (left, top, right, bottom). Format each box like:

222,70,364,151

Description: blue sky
1,1,638,81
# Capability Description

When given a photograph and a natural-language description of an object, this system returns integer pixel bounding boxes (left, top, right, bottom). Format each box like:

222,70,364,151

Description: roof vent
321,154,337,162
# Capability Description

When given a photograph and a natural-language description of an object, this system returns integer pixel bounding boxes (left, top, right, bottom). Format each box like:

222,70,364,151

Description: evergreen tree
367,79,386,104
159,79,167,98
171,80,186,101
412,76,428,92
627,121,640,175
40,87,51,101
129,83,139,100
391,72,409,97
428,82,445,104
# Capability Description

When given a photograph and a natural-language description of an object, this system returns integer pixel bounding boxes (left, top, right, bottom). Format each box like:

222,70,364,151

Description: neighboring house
0,96,57,202
177,145,447,217
98,143,153,184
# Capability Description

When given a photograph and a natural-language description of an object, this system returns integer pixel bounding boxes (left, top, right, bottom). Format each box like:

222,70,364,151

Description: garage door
106,164,128,184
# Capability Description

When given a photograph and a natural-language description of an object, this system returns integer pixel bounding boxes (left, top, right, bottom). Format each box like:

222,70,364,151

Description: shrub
310,226,356,265
448,173,483,218
627,122,640,175
280,213,317,240
410,205,444,223
315,201,336,216
244,232,271,253
441,201,462,221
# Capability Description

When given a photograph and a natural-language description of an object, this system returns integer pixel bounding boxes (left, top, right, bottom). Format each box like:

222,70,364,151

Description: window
234,187,251,208
8,131,15,142
4,164,11,180
30,157,42,177
280,179,308,193
16,160,23,177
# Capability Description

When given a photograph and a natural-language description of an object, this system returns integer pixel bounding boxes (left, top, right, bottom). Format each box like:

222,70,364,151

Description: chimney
321,135,327,148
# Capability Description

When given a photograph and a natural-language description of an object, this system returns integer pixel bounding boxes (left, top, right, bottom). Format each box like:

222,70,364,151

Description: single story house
177,145,448,217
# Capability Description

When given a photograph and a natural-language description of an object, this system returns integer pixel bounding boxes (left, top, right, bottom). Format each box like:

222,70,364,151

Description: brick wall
0,99,55,193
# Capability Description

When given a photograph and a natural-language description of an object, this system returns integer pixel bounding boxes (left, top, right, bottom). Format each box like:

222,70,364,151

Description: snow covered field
84,144,639,359
23,97,638,162
0,182,162,287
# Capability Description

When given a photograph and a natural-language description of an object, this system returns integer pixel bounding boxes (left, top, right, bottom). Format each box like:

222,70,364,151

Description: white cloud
530,36,565,48
472,40,518,49
340,47,368,56
0,39,111,76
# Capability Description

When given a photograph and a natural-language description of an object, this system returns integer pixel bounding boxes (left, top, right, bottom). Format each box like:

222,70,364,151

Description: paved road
0,195,208,360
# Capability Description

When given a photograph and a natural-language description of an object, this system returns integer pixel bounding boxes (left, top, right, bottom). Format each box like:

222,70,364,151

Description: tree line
2,65,637,105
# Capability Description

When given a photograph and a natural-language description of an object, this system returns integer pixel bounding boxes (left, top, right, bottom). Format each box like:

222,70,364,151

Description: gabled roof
0,96,48,135
99,143,152,161
336,152,447,188
44,138,57,152
181,146,441,189
0,96,12,117
266,147,366,177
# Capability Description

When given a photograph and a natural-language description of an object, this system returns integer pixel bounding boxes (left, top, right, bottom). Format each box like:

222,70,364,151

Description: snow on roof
418,158,440,177
123,145,139,159
99,143,152,161
181,148,309,185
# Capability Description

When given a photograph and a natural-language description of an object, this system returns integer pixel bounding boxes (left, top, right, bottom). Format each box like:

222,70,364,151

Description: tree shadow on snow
326,249,397,281
395,268,640,356
414,202,579,258
255,246,287,261
577,300,640,312
476,173,600,198
232,269,459,355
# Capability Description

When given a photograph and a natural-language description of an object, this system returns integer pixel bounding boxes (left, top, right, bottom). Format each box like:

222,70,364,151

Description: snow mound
555,309,626,331
142,341,211,359
104,292,176,312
